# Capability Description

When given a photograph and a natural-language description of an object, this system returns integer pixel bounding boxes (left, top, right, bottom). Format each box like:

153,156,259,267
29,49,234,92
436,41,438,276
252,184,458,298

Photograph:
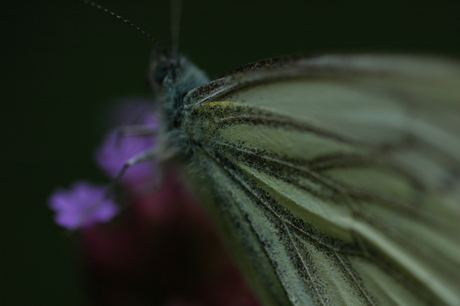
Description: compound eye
151,61,173,85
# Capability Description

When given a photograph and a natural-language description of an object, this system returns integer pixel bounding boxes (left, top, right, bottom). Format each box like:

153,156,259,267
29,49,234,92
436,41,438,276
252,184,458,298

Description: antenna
170,0,183,55
80,0,169,55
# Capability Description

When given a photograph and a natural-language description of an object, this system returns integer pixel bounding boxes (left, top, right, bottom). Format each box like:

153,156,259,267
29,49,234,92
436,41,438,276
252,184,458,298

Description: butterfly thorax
149,52,209,156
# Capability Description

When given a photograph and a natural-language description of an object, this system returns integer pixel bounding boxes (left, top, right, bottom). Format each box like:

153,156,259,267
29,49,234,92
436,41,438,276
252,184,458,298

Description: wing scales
181,55,460,305
192,156,292,305
198,147,378,305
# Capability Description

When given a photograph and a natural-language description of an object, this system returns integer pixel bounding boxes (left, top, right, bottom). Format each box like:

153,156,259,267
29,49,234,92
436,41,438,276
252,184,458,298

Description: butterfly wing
181,55,460,305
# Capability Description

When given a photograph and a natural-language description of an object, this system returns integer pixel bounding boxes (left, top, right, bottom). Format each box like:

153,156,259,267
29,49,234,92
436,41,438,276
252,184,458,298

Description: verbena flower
95,128,157,183
95,101,159,184
49,99,158,229
49,99,260,305
48,181,119,229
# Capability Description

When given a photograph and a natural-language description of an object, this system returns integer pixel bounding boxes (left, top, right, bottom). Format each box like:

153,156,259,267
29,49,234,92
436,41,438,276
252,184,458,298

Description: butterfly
84,2,460,305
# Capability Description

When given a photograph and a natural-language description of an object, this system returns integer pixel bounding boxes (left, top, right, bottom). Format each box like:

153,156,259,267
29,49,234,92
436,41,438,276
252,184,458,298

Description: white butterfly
84,2,460,305
149,53,460,305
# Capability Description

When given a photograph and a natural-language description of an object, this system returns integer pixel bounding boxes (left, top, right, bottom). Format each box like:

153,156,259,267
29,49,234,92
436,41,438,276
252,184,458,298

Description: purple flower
95,128,157,183
48,181,119,229
48,99,261,303
94,100,159,184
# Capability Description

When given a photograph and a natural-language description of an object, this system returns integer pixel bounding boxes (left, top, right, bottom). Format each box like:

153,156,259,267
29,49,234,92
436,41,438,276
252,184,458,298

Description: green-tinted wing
182,55,460,305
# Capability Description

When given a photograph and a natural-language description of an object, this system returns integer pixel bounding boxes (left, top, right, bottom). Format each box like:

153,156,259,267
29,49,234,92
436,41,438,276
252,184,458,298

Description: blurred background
2,0,459,304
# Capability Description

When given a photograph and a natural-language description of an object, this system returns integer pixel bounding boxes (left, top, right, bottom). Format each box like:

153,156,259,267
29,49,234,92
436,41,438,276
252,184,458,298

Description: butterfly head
148,50,210,132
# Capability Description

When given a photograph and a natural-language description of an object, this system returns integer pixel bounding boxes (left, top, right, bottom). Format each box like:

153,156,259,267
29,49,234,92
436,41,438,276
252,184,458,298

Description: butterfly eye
151,61,174,85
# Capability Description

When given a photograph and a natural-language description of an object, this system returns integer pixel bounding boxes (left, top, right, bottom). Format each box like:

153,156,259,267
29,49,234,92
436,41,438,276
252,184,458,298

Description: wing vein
332,251,375,305
284,222,328,306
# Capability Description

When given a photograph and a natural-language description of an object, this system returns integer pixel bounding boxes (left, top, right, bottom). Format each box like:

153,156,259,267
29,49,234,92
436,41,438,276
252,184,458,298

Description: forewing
182,55,460,305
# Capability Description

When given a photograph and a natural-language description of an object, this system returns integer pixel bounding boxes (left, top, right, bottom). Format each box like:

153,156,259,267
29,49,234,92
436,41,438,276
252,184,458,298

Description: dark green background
3,1,459,304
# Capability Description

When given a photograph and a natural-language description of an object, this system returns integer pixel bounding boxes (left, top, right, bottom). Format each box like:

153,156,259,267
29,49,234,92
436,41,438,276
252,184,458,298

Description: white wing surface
182,55,460,305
